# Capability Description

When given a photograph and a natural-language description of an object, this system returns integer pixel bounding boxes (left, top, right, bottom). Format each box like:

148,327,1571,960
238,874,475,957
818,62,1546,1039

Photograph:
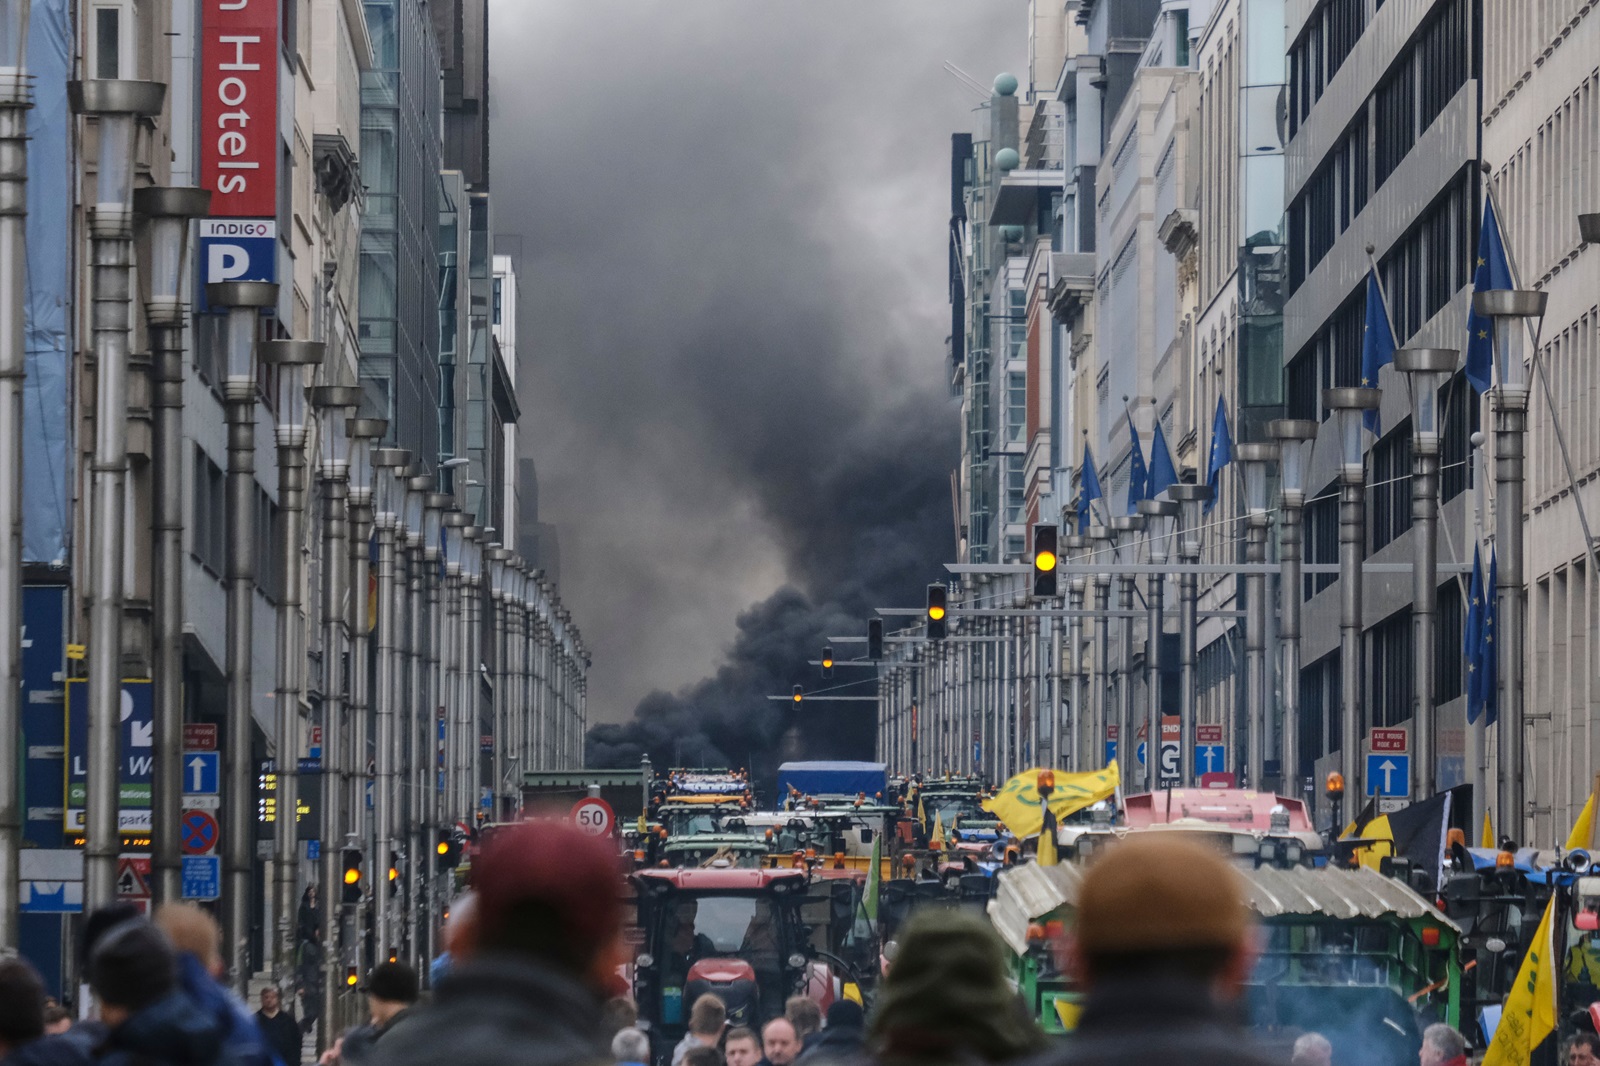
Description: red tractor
628,868,859,1061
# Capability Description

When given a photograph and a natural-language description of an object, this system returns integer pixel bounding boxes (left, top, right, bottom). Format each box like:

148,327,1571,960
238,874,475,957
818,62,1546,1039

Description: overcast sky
489,1,1027,726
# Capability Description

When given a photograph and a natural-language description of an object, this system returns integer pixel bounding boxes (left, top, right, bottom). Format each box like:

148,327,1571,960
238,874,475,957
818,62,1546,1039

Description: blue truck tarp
776,761,888,800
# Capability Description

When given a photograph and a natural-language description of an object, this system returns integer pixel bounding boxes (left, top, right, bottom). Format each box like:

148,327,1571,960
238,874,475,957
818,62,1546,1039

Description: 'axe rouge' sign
200,0,277,217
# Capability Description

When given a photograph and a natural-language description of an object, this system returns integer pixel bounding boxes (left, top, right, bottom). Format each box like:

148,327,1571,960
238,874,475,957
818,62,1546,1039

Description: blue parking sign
181,855,221,901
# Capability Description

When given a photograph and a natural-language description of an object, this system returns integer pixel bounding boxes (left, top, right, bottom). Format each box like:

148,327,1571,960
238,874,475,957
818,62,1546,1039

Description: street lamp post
1168,484,1211,785
1137,500,1179,789
1270,419,1318,801
1395,348,1458,801
1324,387,1381,811
370,448,411,961
262,337,324,984
72,76,167,914
486,547,512,820
458,528,482,817
0,0,31,946
308,385,361,1040
402,472,429,967
440,515,467,822
1237,443,1278,791
1063,536,1087,770
1088,525,1113,768
135,185,211,906
1110,515,1143,777
1474,288,1547,840
342,418,383,985
206,278,279,983
420,493,448,966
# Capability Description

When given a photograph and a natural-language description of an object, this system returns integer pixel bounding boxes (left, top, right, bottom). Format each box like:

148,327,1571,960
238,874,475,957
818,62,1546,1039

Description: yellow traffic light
927,605,945,621
345,968,358,987
1034,549,1057,572
343,867,360,885
437,840,449,855
792,686,803,703
388,866,398,882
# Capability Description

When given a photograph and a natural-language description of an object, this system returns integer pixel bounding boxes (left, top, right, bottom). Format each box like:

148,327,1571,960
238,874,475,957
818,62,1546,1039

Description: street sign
481,734,494,754
1366,753,1411,796
180,810,219,855
1200,772,1238,789
66,680,155,833
570,797,614,837
1135,741,1146,767
1378,797,1408,814
1159,716,1180,786
307,840,320,860
182,794,220,811
183,724,218,751
1104,725,1117,766
198,219,277,312
1195,745,1227,774
116,855,151,899
181,855,221,900
309,725,322,761
184,752,220,795
1197,724,1224,744
1370,728,1408,753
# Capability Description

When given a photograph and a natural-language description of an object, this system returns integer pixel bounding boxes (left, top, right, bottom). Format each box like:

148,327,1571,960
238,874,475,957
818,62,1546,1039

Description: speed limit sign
570,797,615,837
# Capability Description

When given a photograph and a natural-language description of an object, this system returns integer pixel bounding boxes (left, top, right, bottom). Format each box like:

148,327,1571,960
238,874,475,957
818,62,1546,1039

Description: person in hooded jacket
373,820,626,1066
0,957,91,1066
868,910,1045,1066
793,1003,864,1066
86,917,223,1066
152,904,282,1066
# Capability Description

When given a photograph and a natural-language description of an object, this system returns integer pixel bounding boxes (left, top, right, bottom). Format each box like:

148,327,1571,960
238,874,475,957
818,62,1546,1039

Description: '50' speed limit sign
570,797,615,837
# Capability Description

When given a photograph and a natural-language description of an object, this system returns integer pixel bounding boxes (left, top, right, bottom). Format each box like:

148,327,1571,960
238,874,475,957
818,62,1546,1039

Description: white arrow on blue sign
1365,753,1410,796
1194,745,1226,774
184,752,220,795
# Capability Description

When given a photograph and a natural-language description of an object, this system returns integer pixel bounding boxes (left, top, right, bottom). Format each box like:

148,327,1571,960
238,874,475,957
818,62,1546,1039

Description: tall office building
359,0,444,463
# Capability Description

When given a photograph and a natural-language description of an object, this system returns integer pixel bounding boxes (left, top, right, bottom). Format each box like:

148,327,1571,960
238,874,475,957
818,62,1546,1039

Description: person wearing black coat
0,957,91,1066
85,918,223,1066
793,1003,865,1066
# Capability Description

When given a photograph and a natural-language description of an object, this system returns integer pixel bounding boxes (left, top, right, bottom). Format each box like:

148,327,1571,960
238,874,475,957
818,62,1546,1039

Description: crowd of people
0,825,1489,1066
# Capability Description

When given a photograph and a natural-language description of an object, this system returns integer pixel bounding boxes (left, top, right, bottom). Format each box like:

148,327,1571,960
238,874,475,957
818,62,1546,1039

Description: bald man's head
762,1018,800,1066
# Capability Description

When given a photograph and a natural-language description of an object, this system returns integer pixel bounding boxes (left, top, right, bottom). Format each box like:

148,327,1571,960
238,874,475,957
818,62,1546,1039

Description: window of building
1437,579,1466,703
191,446,226,577
1439,371,1479,503
1367,608,1413,727
1006,371,1026,444
1304,483,1338,599
1376,166,1476,341
1299,650,1341,764
1005,454,1025,524
1005,534,1025,560
1370,418,1413,553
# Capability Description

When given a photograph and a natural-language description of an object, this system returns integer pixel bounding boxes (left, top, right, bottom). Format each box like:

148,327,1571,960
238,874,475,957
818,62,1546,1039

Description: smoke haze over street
489,2,1024,771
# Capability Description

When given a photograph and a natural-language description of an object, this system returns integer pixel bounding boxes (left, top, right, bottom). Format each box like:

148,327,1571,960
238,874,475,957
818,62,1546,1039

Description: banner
200,0,277,216
982,763,1120,839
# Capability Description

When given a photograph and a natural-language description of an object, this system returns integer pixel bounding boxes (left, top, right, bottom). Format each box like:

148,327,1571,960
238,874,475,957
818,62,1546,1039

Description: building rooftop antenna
943,61,992,102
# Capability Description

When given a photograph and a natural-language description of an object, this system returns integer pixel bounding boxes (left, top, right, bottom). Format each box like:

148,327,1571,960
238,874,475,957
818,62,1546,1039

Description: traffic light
925,583,947,640
867,618,884,661
436,829,461,869
1032,524,1059,598
792,685,803,704
388,850,401,897
341,848,363,904
820,646,834,679
345,966,358,988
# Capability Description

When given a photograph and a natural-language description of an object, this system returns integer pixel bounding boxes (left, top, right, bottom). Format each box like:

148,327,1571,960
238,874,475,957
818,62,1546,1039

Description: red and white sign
184,723,218,751
1200,772,1238,789
1106,725,1118,740
201,0,277,216
1370,728,1408,753
570,797,615,837
116,855,151,899
1196,724,1224,744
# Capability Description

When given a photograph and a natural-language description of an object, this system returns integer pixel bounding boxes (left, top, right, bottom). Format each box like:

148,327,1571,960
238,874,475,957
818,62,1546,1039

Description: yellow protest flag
982,764,1120,840
929,811,945,851
1482,895,1557,1066
1568,793,1595,851
1482,810,1495,849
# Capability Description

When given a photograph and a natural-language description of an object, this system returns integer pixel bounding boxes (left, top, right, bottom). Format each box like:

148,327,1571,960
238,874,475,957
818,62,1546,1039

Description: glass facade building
360,0,444,462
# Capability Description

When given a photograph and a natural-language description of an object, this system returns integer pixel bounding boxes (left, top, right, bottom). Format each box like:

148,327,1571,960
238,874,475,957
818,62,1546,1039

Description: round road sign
570,797,615,837
180,809,219,855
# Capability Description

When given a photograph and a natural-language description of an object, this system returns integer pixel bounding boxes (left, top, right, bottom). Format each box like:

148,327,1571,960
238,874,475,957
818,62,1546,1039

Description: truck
776,761,888,804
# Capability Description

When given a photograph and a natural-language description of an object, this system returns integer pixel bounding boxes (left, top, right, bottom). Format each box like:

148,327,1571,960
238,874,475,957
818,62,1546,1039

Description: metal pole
487,549,511,818
1067,568,1085,771
0,36,31,946
82,173,138,916
1113,519,1141,783
404,487,428,969
1279,489,1305,797
272,419,307,984
1244,512,1269,791
371,450,407,961
421,502,446,966
346,476,374,983
1495,380,1530,840
1412,434,1440,801
1090,528,1112,771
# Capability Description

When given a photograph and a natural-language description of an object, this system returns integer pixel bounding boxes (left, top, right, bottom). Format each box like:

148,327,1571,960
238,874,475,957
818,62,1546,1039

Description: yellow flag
917,794,926,830
930,811,945,851
1354,815,1394,872
982,764,1120,840
1482,810,1495,849
1037,822,1060,866
1483,895,1557,1066
1568,793,1595,851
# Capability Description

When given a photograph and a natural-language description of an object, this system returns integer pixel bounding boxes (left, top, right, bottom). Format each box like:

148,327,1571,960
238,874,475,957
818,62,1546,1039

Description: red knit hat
473,818,625,963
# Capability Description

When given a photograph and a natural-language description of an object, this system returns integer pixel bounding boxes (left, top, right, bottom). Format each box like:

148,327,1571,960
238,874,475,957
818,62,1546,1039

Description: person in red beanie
374,819,625,1066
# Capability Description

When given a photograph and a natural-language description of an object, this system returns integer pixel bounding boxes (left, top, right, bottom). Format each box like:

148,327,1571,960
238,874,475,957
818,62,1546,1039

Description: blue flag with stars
1465,199,1513,394
1148,417,1178,499
1077,445,1103,534
1126,412,1147,515
1204,397,1232,514
1466,547,1499,726
1360,271,1396,433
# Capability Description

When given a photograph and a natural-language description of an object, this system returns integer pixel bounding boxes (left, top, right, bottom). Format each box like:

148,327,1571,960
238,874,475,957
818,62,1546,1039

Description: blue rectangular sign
65,678,154,833
181,855,222,901
198,219,276,312
184,752,221,795
1194,745,1227,775
1366,753,1411,796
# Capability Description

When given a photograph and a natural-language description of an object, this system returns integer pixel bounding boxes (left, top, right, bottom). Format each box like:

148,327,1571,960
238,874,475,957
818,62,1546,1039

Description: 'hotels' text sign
201,0,277,216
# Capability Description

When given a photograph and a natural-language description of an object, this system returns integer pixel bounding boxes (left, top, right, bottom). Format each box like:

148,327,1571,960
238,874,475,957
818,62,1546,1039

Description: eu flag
1148,418,1178,499
1360,271,1396,433
1078,445,1103,534
1466,547,1499,726
1204,397,1232,514
1465,199,1513,394
1126,412,1147,515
